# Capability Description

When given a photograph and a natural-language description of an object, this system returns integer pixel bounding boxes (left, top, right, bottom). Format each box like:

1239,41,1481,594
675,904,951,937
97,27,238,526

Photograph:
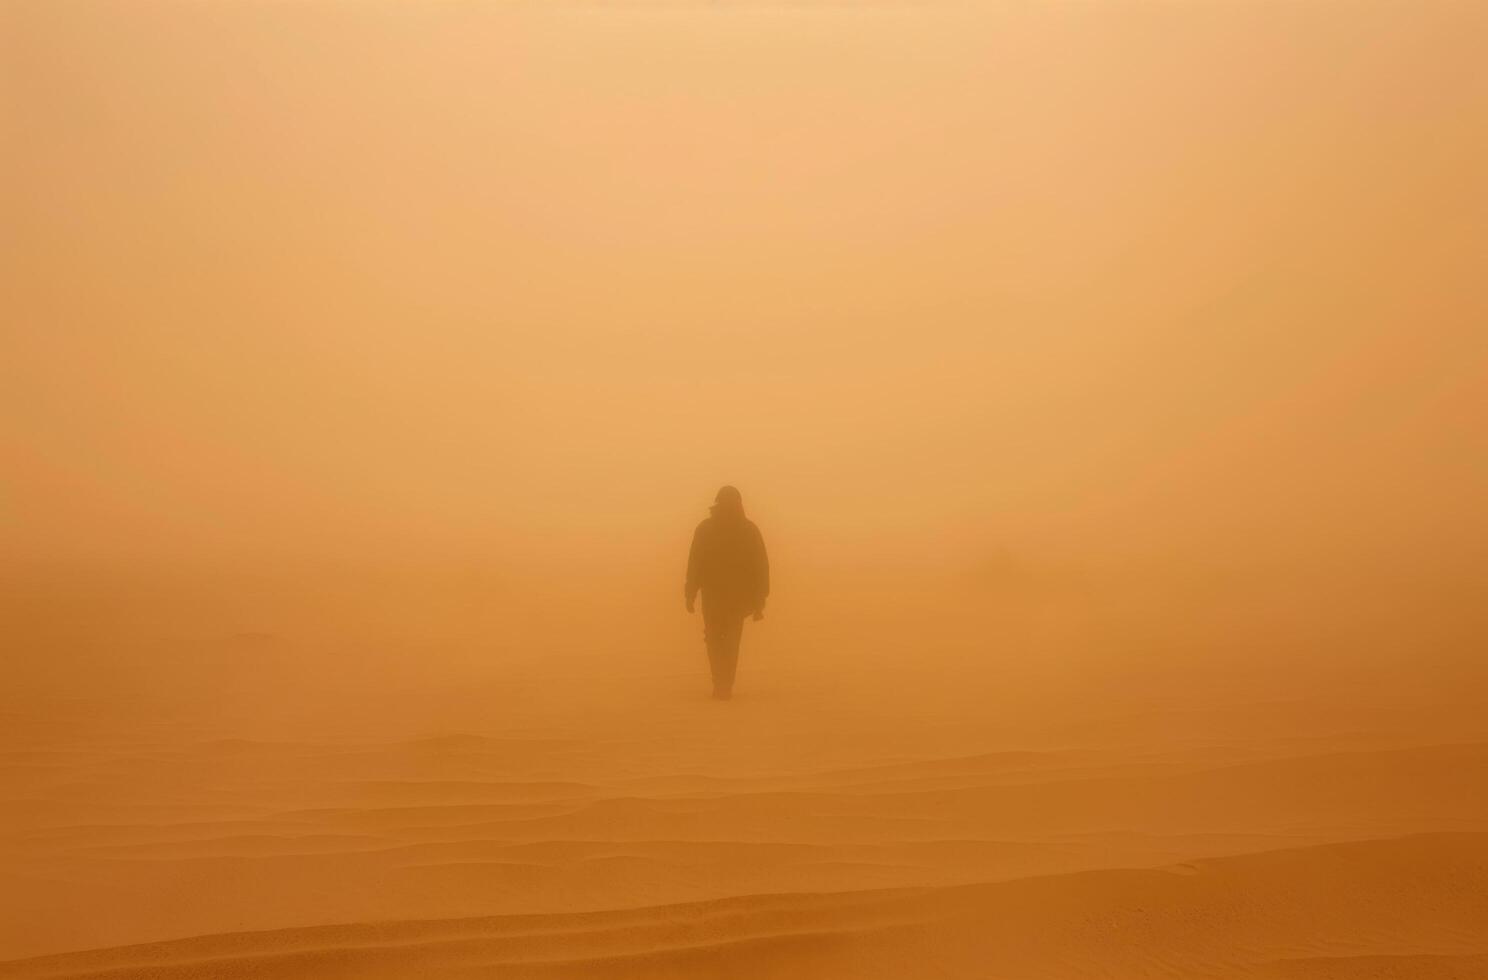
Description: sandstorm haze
5,3,1488,976
6,0,1487,704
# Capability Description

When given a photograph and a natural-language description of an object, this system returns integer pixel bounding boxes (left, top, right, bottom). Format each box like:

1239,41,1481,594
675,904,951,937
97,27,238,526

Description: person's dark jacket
685,508,769,613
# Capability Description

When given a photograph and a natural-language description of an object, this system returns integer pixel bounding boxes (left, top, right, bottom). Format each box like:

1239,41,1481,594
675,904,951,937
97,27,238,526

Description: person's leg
701,596,744,699
715,615,743,697
701,599,728,695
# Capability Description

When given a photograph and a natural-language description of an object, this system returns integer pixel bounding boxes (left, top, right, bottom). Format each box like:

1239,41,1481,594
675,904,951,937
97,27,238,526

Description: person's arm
684,524,704,612
752,525,770,617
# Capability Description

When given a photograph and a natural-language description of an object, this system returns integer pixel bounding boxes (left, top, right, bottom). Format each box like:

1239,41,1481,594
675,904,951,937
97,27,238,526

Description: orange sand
2,659,1486,978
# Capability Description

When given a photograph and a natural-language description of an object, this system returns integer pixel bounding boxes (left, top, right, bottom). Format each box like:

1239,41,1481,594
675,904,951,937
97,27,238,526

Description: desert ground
2,564,1486,980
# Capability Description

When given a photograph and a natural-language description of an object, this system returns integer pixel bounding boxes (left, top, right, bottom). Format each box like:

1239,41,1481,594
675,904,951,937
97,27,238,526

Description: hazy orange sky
6,0,1485,579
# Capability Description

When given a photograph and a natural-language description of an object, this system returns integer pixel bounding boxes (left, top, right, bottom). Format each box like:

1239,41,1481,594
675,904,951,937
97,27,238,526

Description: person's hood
710,486,746,520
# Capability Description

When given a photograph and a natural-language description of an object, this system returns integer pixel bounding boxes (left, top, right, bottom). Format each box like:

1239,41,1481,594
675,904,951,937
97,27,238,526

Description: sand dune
3,695,1486,973
4,585,1484,973
1269,953,1488,979
3,833,1485,979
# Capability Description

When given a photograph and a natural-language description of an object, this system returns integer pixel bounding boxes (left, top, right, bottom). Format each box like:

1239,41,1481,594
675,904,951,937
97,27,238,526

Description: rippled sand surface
4,654,1485,979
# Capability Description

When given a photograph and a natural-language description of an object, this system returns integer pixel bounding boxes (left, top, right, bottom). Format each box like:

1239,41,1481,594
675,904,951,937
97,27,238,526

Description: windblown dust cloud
3,1,1487,976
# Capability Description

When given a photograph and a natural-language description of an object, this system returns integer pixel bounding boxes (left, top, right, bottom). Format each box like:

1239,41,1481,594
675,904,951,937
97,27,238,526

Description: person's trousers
701,595,747,695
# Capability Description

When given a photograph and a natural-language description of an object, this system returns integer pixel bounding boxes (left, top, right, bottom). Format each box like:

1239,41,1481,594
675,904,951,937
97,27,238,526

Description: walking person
685,486,769,700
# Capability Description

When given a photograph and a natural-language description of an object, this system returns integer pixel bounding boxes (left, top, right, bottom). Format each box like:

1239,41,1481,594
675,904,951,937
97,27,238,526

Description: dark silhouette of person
685,486,769,700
